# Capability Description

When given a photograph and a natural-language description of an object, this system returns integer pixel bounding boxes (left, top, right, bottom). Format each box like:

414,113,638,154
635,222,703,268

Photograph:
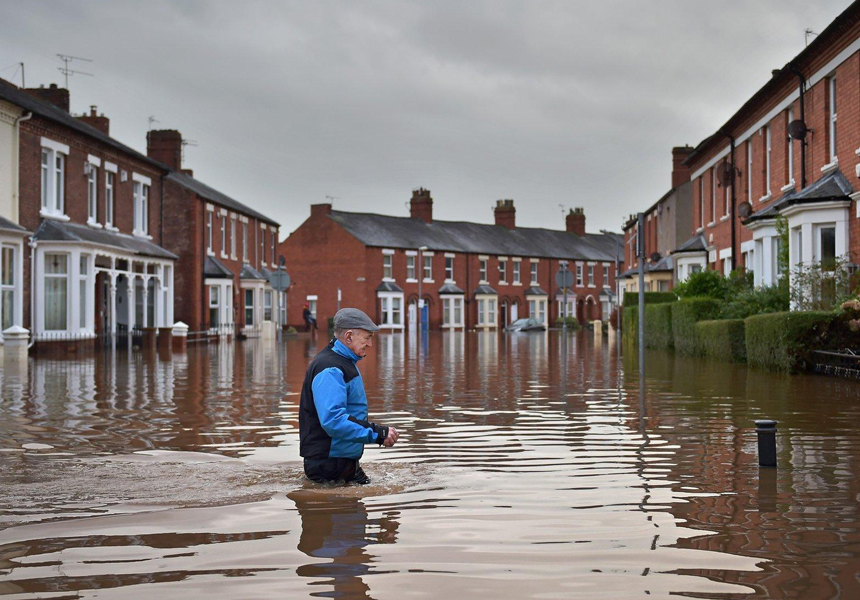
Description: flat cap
333,308,379,332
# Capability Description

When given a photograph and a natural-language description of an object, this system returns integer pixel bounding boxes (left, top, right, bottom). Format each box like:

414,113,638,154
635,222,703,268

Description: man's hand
383,426,399,447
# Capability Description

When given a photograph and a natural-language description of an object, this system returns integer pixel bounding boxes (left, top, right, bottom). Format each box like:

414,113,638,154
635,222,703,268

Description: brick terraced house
0,79,177,349
280,188,623,331
151,130,283,339
619,146,694,298
682,1,860,295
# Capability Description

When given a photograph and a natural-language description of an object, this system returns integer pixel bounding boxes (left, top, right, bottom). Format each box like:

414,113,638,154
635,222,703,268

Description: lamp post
600,229,623,338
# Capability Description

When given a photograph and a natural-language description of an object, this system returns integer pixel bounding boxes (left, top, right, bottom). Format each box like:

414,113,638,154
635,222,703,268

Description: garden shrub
745,311,837,373
720,284,790,319
622,291,677,307
671,298,722,355
644,302,674,349
696,319,746,362
673,270,728,300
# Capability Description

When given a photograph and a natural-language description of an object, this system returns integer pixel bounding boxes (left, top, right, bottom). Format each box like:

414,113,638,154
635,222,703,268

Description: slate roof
33,220,177,260
473,284,497,295
525,286,547,296
0,78,166,171
618,255,674,279
204,256,233,278
744,169,853,224
673,233,708,254
167,171,278,226
599,285,616,300
328,210,623,262
0,216,30,235
240,264,266,280
376,281,403,292
438,283,464,295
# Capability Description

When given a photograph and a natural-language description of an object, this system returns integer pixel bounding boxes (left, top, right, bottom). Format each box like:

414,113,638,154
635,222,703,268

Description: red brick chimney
24,83,69,112
76,105,110,136
672,145,694,188
410,188,433,223
311,203,333,218
147,129,183,171
494,199,516,229
566,207,585,235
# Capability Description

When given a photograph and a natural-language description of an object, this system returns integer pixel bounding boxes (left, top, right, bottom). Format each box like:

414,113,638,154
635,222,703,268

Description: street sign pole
637,213,646,375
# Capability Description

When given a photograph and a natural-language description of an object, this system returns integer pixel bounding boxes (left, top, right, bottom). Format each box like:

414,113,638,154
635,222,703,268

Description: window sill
423,279,434,284
220,253,228,260
231,255,237,261
759,194,772,203
720,215,730,222
406,278,418,283
104,225,119,232
512,281,522,286
133,231,153,240
207,249,215,257
696,227,704,233
821,159,839,174
498,281,508,286
382,277,396,282
87,220,103,229
444,278,455,284
40,211,70,222
780,181,796,193
707,222,716,228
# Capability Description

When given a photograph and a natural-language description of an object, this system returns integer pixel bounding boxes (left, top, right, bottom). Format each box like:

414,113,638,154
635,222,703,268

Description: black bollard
755,419,778,468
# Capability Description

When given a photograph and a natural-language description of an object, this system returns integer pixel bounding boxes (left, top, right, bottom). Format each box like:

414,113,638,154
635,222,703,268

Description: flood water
1,331,860,598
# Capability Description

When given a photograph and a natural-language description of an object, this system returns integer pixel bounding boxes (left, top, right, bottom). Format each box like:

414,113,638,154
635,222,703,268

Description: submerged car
505,318,546,332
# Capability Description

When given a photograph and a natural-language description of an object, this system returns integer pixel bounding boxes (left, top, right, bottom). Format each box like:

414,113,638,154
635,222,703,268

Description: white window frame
78,254,90,333
382,251,394,281
306,295,317,319
133,181,150,237
476,295,498,328
587,264,595,287
528,296,548,324
264,289,273,321
445,255,455,282
603,264,609,284
765,125,772,197
207,211,214,254
512,260,521,285
378,291,404,329
220,214,227,258
576,263,583,287
786,108,795,187
86,163,98,225
746,141,753,201
530,261,539,285
699,176,704,228
422,255,433,282
479,259,488,283
271,232,276,265
710,166,716,224
40,139,69,219
406,254,416,281
441,295,464,328
557,297,575,320
105,171,116,229
242,221,249,262
230,218,237,259
244,288,255,327
260,226,267,266
44,252,70,332
498,258,507,284
0,245,18,331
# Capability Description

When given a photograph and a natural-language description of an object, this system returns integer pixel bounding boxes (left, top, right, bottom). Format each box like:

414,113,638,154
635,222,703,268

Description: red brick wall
18,115,166,329
279,205,618,330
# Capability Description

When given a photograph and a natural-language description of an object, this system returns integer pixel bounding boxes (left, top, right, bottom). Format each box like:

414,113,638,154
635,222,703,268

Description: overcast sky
0,0,852,239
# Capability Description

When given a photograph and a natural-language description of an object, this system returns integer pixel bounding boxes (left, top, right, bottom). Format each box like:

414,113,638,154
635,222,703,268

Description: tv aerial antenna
57,54,93,89
326,195,340,204
181,139,198,164
148,116,160,131
805,29,819,46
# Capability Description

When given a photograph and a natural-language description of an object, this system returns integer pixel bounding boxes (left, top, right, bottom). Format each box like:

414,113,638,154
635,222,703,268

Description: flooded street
1,332,860,598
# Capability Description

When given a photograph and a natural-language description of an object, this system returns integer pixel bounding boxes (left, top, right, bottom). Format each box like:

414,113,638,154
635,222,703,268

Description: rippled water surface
2,332,860,598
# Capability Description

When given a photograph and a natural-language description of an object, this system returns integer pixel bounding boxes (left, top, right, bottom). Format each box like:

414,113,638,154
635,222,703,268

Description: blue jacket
299,339,387,460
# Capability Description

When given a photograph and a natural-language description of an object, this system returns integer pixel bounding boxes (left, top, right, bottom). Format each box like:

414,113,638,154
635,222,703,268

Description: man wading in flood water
299,308,399,484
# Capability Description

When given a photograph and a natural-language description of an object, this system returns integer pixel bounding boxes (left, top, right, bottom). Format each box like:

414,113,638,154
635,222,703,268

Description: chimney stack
311,203,333,218
672,145,694,189
494,199,516,230
147,129,183,171
566,207,586,236
24,83,69,112
76,105,110,136
410,187,433,223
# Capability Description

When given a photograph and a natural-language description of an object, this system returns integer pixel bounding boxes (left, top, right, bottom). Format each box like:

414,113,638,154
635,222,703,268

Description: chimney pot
494,199,516,229
410,187,433,223
24,83,70,112
566,207,586,235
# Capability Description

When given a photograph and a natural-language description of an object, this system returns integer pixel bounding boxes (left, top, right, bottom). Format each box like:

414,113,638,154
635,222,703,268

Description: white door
510,303,518,322
408,302,417,331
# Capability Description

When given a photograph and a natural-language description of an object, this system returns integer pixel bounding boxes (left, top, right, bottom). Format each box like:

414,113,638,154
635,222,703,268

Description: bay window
476,296,497,327
245,289,255,326
79,255,89,331
45,253,68,331
209,286,220,328
528,296,548,324
264,290,273,321
379,292,404,327
442,295,464,328
1,246,15,331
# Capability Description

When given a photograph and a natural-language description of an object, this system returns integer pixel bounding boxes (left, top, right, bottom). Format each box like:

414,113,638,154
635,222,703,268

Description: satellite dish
716,160,734,186
650,252,661,263
788,119,808,141
738,201,753,219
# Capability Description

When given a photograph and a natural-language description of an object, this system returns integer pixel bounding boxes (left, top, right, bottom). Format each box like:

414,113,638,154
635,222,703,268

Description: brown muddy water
1,332,859,599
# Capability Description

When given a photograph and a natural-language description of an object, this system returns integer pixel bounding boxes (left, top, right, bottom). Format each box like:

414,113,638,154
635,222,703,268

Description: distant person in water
303,303,318,332
299,308,399,484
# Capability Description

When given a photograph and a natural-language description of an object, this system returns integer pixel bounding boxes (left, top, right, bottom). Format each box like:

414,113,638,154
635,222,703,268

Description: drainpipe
789,63,808,190
720,129,737,271
28,237,36,349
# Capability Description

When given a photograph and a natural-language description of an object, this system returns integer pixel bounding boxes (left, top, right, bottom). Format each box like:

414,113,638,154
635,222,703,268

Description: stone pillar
172,321,188,351
593,319,603,342
3,326,30,360
141,277,150,328
158,326,173,351
109,273,118,338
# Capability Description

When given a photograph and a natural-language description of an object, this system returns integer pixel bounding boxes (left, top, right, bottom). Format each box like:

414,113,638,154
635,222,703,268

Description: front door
500,302,508,327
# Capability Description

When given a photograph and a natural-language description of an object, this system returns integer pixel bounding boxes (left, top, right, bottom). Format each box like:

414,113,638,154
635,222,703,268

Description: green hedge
622,291,677,307
745,311,837,372
644,303,674,349
623,305,638,343
672,298,722,355
696,319,746,362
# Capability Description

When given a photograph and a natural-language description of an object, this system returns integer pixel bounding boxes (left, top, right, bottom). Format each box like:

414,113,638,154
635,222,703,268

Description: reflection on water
1,333,859,597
